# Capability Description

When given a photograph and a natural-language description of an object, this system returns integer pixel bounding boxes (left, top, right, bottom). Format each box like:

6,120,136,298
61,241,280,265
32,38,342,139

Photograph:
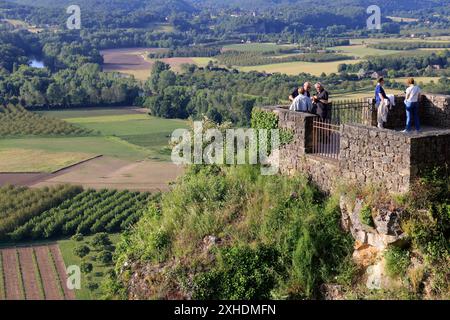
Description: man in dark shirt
289,82,311,101
312,83,330,119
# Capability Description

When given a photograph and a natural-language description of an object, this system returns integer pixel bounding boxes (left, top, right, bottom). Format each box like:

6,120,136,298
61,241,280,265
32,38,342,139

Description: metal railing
329,99,373,125
311,99,371,160
312,118,341,160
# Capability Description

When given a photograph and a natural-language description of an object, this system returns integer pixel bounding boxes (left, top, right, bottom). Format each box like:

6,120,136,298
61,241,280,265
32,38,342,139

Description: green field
237,59,362,76
58,234,121,300
0,149,95,173
39,108,188,162
223,43,297,53
330,45,401,58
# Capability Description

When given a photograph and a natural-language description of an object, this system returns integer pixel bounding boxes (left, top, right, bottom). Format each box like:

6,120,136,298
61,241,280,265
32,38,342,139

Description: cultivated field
32,156,183,192
237,59,362,76
0,107,186,191
101,48,209,80
58,233,121,300
0,244,75,300
222,43,297,52
0,149,96,173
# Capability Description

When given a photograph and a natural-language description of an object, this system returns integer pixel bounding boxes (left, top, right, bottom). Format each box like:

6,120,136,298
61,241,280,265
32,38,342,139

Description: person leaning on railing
402,77,421,133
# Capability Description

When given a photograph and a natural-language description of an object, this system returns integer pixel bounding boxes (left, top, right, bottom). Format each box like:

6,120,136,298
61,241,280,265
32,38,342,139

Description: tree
91,233,112,250
98,250,113,265
81,262,93,273
74,245,90,258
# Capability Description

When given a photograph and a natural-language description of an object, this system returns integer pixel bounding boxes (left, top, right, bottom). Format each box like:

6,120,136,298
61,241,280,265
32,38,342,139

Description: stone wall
422,94,450,128
340,124,412,193
410,130,450,178
258,93,450,194
260,106,340,191
372,93,450,129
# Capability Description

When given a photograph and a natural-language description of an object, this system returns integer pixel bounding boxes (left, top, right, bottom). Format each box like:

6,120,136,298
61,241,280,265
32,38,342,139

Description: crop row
0,104,92,137
8,189,151,241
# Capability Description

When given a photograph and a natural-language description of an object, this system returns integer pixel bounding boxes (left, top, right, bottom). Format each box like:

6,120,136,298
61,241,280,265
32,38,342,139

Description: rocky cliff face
339,195,407,291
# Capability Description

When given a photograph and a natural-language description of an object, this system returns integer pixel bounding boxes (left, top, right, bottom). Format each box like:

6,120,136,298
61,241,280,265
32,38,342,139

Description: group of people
289,78,422,133
289,82,330,119
375,77,422,133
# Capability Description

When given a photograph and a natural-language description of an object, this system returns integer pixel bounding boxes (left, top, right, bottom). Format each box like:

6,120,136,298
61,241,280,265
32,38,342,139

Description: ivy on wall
251,108,294,146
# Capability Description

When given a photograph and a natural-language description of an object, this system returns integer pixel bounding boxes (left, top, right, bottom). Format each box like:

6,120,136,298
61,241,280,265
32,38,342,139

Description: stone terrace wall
260,106,339,191
340,124,412,193
422,94,450,128
259,98,450,194
410,129,450,178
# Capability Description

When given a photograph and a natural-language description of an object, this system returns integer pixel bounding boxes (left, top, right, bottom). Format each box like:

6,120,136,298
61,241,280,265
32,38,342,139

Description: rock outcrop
340,195,408,290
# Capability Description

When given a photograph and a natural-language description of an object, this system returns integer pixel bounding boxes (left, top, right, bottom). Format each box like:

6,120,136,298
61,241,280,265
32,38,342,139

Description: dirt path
1,248,22,300
49,244,75,300
18,247,42,300
34,246,63,300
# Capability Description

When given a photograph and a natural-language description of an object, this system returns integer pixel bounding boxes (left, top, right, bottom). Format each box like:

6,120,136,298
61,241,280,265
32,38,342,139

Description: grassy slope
58,234,121,300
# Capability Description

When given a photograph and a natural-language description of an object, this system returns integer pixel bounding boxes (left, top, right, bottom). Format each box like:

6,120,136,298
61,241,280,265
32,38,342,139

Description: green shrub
385,247,410,278
193,245,280,300
359,205,374,227
91,233,112,250
81,262,93,274
98,250,113,265
71,233,84,241
73,245,90,258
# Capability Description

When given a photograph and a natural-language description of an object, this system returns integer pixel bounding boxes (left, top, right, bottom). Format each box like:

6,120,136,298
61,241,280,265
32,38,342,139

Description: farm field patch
0,244,74,300
237,59,362,76
58,233,121,300
52,111,188,161
32,156,184,192
101,48,201,80
222,43,297,52
0,149,96,173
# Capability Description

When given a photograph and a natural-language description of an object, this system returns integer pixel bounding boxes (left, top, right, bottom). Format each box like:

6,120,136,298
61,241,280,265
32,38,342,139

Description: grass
392,77,441,85
330,45,401,58
58,112,188,161
0,136,149,161
237,59,362,76
223,43,297,53
0,149,96,173
58,234,121,300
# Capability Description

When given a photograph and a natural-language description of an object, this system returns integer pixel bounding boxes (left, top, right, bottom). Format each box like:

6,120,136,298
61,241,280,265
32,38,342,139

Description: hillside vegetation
110,165,354,299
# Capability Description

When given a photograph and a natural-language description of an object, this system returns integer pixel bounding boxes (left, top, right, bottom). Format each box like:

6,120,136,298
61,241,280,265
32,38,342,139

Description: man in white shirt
290,87,313,112
403,78,421,133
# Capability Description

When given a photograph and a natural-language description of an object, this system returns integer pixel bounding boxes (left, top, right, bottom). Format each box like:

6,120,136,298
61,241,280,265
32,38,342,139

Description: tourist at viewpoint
403,77,421,133
290,87,313,112
375,77,390,129
312,83,330,119
289,82,312,102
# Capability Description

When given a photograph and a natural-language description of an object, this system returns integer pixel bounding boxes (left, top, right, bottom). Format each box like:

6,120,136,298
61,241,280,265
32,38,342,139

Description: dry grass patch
0,149,96,173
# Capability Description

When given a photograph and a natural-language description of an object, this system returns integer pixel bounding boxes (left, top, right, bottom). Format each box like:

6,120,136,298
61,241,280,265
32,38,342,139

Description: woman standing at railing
402,78,421,133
